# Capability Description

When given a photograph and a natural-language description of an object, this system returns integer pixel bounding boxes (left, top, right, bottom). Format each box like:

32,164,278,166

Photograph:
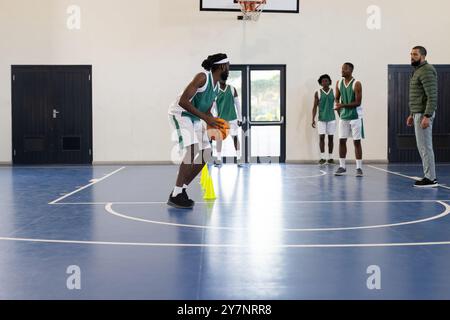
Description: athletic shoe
327,159,335,165
318,159,327,165
237,162,245,168
182,189,195,205
356,168,363,177
334,167,347,176
167,191,194,209
414,178,438,188
214,159,222,167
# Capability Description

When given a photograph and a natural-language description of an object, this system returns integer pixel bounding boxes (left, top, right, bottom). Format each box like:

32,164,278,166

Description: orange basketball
207,118,230,141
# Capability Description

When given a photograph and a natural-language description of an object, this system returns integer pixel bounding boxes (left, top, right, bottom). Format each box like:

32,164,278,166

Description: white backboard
200,0,299,13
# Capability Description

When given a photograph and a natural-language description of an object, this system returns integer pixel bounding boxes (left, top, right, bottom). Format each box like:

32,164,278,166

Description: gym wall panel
1,0,450,163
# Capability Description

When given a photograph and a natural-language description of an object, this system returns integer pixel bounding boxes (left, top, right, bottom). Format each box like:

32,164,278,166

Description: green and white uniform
337,78,365,140
168,71,219,151
212,84,242,136
316,88,336,135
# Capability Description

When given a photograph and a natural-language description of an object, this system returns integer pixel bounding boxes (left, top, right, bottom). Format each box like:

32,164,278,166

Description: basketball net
237,0,267,21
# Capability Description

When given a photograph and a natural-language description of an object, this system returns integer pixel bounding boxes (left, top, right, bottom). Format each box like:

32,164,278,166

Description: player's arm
179,73,220,127
337,81,362,109
233,87,243,124
334,81,342,116
312,91,319,128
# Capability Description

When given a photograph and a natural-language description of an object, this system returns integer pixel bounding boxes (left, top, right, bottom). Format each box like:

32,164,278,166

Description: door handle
53,109,60,119
248,116,284,125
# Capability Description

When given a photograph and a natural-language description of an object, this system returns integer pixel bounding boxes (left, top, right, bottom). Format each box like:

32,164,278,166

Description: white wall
1,0,449,163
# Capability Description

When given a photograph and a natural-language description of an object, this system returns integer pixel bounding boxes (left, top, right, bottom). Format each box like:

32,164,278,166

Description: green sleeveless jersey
317,88,336,122
182,72,219,122
216,85,238,121
339,78,362,120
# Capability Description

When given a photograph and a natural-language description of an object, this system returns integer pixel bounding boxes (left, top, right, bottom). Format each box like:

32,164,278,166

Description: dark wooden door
388,65,450,162
12,66,92,164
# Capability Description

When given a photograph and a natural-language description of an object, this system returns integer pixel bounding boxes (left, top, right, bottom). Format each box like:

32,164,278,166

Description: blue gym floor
0,163,450,300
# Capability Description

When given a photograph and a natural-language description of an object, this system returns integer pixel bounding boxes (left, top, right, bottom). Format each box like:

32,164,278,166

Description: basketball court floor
1,163,449,299
1,0,450,303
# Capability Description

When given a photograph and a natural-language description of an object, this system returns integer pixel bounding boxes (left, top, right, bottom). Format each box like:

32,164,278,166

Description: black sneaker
167,191,194,209
356,168,363,177
182,189,195,205
335,167,347,176
318,159,327,165
414,178,438,188
327,159,335,165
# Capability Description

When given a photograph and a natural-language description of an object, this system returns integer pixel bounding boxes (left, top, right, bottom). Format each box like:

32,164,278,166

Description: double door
220,65,286,163
388,65,450,162
12,65,93,164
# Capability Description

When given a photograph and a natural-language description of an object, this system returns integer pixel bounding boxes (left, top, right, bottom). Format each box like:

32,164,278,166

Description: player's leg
327,120,336,164
354,139,363,177
227,120,242,166
317,121,326,165
169,144,197,209
339,138,347,163
232,135,244,167
327,135,334,164
319,135,326,165
335,120,349,175
351,119,364,177
184,119,213,186
184,147,212,186
233,135,240,154
176,144,197,186
167,116,198,208
214,138,223,166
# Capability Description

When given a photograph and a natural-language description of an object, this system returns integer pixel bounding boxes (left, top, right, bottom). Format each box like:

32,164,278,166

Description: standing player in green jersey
211,79,243,167
168,53,229,209
334,62,364,177
312,74,336,165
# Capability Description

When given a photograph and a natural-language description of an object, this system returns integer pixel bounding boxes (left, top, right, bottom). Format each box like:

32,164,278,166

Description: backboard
200,0,299,13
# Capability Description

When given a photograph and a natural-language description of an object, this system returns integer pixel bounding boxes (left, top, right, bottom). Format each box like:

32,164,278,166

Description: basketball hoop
236,0,267,21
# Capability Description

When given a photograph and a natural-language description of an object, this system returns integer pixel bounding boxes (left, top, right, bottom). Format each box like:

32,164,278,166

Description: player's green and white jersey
316,88,336,122
337,78,363,120
215,85,239,121
169,71,219,122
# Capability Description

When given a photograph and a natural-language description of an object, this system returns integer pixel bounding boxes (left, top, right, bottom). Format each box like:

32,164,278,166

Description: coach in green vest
407,46,438,188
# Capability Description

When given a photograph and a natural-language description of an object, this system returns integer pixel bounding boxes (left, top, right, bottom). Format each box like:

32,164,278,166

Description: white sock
329,154,333,159
339,158,346,169
320,153,325,160
356,160,363,169
217,152,222,159
172,186,183,197
183,184,188,190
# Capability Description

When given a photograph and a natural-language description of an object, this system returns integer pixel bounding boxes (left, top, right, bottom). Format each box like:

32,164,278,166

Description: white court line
4,235,450,248
368,165,421,181
368,165,450,190
0,166,97,169
48,167,126,205
52,199,450,205
104,201,450,232
284,170,327,179
378,163,450,167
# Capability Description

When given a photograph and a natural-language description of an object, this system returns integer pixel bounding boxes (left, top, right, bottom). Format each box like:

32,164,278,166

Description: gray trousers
414,113,436,180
